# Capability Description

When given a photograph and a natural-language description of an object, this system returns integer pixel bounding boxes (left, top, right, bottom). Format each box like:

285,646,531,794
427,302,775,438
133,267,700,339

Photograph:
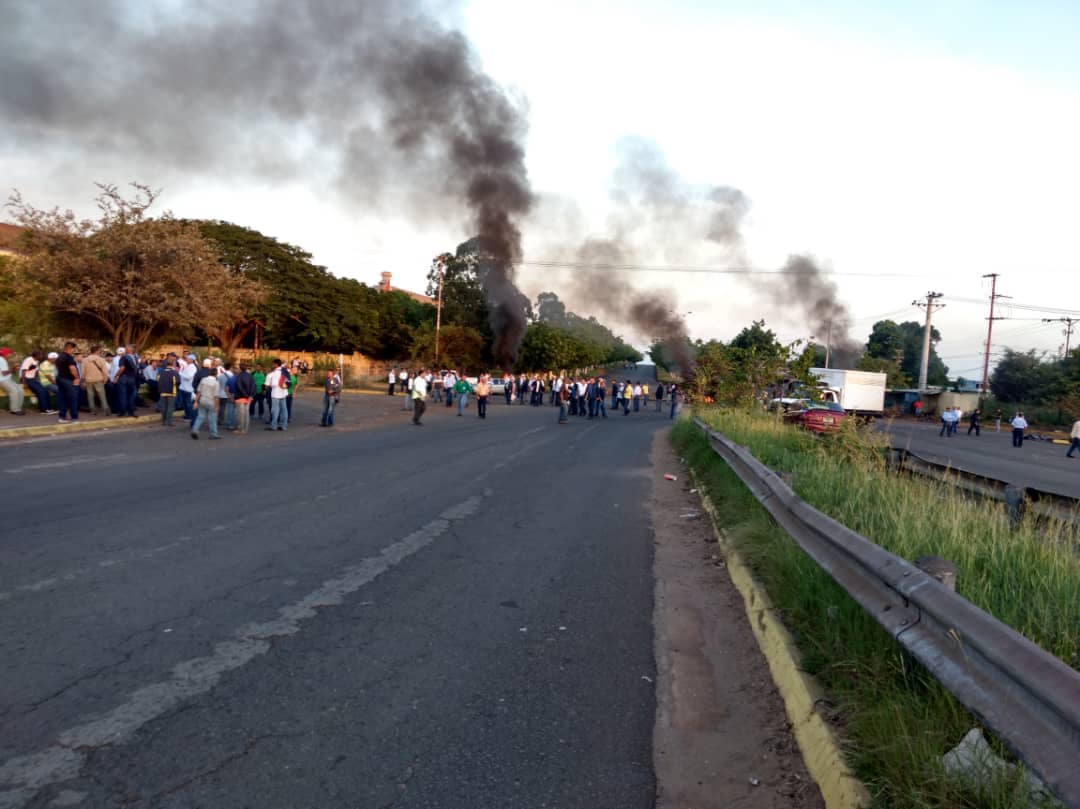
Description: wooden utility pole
981,274,1009,395
912,292,945,391
1042,316,1078,357
434,254,448,365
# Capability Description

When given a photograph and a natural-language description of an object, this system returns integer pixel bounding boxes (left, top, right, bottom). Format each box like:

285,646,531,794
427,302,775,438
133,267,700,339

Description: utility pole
433,254,448,365
911,292,945,392
824,321,833,369
1042,317,1077,357
981,274,1009,395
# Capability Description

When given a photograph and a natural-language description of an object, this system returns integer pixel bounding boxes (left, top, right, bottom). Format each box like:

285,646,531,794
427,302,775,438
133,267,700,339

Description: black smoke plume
772,255,860,367
561,139,752,372
0,0,533,364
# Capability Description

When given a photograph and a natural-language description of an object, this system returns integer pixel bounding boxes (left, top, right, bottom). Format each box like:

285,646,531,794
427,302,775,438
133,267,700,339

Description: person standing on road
55,342,82,424
1010,411,1028,448
113,346,139,418
233,363,256,434
475,375,490,419
622,380,633,415
191,367,220,440
321,368,342,427
0,347,26,416
157,360,179,427
81,345,109,416
994,408,1003,432
655,383,665,412
178,356,197,422
250,363,266,422
558,377,570,424
411,368,428,425
670,384,681,420
266,360,289,431
967,408,981,436
1067,418,1080,458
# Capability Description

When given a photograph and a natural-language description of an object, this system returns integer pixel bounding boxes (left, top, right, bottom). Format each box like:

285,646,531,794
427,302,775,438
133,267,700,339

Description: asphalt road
0,391,673,808
878,418,1080,497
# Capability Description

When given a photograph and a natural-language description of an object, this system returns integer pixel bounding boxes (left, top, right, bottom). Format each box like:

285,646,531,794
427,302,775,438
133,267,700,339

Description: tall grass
673,409,1078,809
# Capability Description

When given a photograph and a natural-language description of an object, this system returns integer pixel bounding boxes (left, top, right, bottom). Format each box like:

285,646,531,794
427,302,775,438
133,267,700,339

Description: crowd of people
0,345,347,438
386,368,681,426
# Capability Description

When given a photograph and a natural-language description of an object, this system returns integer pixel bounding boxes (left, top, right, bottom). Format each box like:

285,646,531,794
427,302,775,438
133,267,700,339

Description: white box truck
810,368,886,415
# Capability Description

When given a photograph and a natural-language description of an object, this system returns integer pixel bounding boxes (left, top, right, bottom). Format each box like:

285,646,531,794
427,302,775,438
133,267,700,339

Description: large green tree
864,319,947,386
7,184,249,350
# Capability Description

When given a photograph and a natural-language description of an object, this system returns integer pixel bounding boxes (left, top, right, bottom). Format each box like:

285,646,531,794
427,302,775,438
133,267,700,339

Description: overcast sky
3,0,1079,378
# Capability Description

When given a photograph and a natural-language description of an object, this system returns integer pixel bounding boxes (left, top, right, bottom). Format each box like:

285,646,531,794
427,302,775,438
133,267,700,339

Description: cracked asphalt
0,391,666,808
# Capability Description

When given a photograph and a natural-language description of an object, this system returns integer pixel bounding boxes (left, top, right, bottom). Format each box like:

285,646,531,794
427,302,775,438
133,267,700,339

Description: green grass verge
672,409,1078,809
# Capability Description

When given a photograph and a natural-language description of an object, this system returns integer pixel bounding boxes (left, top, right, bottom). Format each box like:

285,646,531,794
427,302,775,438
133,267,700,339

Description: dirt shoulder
650,428,824,809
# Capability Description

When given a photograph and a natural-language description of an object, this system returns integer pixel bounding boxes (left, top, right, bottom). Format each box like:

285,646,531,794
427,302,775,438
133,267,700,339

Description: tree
864,320,947,386
410,323,485,370
535,291,567,326
856,355,910,388
989,349,1059,403
7,184,244,349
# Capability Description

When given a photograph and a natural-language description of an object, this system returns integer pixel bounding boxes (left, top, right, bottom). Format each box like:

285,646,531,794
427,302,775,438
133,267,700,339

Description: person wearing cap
178,356,197,421
54,342,82,423
113,345,139,417
39,352,59,409
190,366,221,440
0,347,26,415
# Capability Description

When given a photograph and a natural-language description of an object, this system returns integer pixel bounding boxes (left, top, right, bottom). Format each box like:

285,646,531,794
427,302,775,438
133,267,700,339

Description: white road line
0,490,490,808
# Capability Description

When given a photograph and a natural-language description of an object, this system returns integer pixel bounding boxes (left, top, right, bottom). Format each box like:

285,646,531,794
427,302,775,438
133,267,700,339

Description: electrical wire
520,260,928,278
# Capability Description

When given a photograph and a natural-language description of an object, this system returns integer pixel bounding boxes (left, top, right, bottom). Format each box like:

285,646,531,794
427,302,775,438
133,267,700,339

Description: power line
520,260,928,277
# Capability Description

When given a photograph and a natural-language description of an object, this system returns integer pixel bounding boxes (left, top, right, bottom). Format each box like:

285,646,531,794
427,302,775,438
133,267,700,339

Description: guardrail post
1004,485,1027,530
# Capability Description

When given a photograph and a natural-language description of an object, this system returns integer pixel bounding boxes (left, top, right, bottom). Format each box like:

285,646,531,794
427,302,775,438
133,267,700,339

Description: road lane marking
0,490,490,808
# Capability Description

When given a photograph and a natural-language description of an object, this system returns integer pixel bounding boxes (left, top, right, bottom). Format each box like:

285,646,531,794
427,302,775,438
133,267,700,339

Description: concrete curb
0,414,160,440
688,466,871,809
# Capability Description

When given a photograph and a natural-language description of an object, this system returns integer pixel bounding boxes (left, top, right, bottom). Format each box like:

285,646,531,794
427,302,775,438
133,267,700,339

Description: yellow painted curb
690,467,872,809
0,414,159,440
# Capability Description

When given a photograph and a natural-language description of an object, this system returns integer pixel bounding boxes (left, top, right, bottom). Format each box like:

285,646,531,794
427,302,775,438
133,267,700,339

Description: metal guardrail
693,418,1080,808
886,446,1080,527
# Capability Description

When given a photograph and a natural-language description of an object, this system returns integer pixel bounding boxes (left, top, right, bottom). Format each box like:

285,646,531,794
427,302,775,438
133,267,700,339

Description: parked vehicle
783,402,848,433
810,368,886,415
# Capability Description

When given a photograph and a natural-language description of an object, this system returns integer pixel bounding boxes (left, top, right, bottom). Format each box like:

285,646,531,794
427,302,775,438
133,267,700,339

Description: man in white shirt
411,368,428,426
178,358,197,422
388,369,396,396
266,359,290,431
1010,411,1028,448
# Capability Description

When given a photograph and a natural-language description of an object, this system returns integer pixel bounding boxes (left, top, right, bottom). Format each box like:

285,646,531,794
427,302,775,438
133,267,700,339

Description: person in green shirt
251,364,267,422
286,361,300,422
454,377,472,417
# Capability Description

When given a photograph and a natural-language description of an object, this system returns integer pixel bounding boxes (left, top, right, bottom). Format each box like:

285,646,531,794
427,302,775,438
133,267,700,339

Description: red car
783,402,848,433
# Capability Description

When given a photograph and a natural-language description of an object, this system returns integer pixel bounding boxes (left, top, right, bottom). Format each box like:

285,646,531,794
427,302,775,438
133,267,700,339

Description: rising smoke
552,137,857,370
0,0,533,365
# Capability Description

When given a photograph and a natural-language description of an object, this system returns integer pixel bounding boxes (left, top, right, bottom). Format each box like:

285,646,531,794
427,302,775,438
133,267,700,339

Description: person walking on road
475,375,490,419
320,368,342,427
967,408,981,436
191,367,220,440
411,368,428,425
558,378,570,424
1067,418,1080,458
1010,411,1028,448
157,360,179,427
454,376,472,416
669,384,681,420
655,383,665,412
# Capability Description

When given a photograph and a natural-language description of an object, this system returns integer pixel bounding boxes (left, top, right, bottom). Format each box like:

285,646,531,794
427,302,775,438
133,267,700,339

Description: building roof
377,271,435,305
